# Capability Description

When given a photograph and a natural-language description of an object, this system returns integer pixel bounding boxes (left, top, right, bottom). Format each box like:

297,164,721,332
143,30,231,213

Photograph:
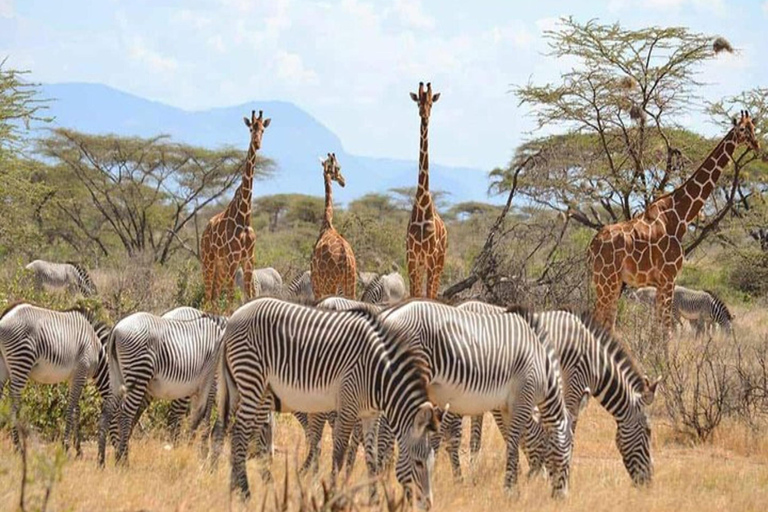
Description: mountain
35,83,499,205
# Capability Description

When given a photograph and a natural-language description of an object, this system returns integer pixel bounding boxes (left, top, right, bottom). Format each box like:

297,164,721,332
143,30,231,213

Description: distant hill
35,83,500,206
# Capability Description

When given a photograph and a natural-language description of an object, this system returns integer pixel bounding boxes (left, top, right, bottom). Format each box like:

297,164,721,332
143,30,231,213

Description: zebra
0,302,108,455
375,299,574,497
211,297,439,509
455,301,659,485
286,270,314,302
361,271,407,305
99,309,225,464
234,267,283,296
628,286,733,336
25,260,97,296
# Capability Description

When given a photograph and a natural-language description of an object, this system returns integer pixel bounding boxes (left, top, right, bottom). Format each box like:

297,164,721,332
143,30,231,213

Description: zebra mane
704,289,734,321
0,300,29,321
564,308,646,394
360,274,383,302
66,261,97,295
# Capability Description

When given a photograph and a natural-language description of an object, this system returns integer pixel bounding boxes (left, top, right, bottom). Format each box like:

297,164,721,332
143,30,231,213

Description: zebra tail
216,343,237,432
107,330,127,399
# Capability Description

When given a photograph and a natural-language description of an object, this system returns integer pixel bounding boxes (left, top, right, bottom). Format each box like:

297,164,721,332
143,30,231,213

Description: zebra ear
414,402,438,435
579,387,591,413
642,376,662,404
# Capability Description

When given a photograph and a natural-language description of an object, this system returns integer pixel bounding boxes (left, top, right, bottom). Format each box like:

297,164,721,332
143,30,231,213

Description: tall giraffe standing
201,110,270,308
310,153,357,299
590,111,760,335
406,82,447,299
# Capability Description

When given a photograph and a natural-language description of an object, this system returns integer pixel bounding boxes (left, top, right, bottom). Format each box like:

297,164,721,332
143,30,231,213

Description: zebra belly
269,378,340,413
148,378,199,400
29,361,73,384
428,382,508,416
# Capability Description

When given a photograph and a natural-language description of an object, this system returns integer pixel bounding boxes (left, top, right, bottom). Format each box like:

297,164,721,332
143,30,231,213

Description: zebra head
397,401,439,511
617,375,660,486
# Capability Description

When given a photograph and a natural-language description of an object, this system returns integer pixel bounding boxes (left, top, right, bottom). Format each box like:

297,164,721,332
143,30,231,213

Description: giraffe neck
416,116,431,205
671,128,737,225
228,139,258,223
323,173,334,229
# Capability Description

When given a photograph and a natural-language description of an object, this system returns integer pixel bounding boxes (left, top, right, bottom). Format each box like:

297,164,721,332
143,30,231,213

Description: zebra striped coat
212,297,439,508
0,303,107,454
25,260,97,296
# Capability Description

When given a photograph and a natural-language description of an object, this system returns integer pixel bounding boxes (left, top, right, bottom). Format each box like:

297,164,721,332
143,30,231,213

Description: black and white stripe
99,308,224,465
629,285,733,336
0,302,107,455
457,301,658,486
211,297,438,509
25,260,97,296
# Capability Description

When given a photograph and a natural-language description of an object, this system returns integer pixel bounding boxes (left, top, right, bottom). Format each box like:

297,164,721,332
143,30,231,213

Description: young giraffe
590,111,760,335
406,82,447,299
201,110,270,308
310,153,357,299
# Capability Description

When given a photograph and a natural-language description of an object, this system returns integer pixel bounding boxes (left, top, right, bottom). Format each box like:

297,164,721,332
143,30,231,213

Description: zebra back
703,289,734,327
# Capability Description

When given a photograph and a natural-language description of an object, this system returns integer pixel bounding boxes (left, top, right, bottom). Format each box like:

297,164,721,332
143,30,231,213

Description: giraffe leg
655,278,675,341
224,260,240,306
202,253,216,307
407,254,424,298
342,267,356,299
426,255,445,300
592,272,622,332
242,256,255,300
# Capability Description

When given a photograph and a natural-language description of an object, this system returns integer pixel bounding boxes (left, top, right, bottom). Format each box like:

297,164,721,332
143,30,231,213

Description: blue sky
1,0,766,171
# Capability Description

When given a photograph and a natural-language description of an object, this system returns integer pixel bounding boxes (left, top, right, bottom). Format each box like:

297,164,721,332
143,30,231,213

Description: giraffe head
410,82,440,120
243,110,271,150
320,152,345,187
731,110,760,153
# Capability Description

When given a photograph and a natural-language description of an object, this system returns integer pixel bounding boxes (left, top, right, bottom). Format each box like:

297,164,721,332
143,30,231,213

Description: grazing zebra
361,271,407,305
455,301,659,485
234,267,283,296
100,309,225,464
25,260,97,296
376,299,574,497
628,286,733,336
286,270,314,302
212,297,439,509
0,302,108,455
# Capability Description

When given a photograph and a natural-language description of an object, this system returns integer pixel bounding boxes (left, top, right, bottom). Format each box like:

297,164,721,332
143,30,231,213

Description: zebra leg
64,364,89,456
441,411,463,481
376,415,395,473
230,389,261,498
344,419,361,475
503,393,533,493
299,413,327,475
169,397,190,442
522,414,548,479
469,414,484,465
116,379,150,465
8,370,31,452
360,416,381,503
330,409,356,487
97,393,117,467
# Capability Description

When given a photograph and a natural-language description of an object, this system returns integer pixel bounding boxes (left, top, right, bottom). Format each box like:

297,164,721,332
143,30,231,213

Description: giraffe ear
263,118,271,128
410,92,419,102
732,117,738,126
244,117,252,128
432,93,441,103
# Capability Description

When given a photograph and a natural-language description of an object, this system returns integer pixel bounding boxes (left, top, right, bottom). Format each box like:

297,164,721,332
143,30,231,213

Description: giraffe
406,82,447,299
310,152,357,299
201,109,270,308
590,111,760,335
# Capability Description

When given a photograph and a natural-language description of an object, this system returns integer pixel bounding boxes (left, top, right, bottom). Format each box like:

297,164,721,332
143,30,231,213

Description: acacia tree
490,18,761,254
39,129,272,264
0,61,52,255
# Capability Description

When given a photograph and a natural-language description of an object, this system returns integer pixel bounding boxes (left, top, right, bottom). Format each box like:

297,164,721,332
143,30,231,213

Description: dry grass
1,402,767,512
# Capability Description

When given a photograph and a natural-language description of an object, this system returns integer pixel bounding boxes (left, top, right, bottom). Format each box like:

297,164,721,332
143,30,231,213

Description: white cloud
127,37,178,74
392,0,434,30
609,0,725,16
274,50,318,85
764,1,768,15
0,0,13,18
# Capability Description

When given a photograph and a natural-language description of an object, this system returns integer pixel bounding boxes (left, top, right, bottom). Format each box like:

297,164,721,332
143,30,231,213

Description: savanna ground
1,392,767,512
1,306,767,511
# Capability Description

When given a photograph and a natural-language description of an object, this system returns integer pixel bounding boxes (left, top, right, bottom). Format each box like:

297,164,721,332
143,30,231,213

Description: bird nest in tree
713,37,734,54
